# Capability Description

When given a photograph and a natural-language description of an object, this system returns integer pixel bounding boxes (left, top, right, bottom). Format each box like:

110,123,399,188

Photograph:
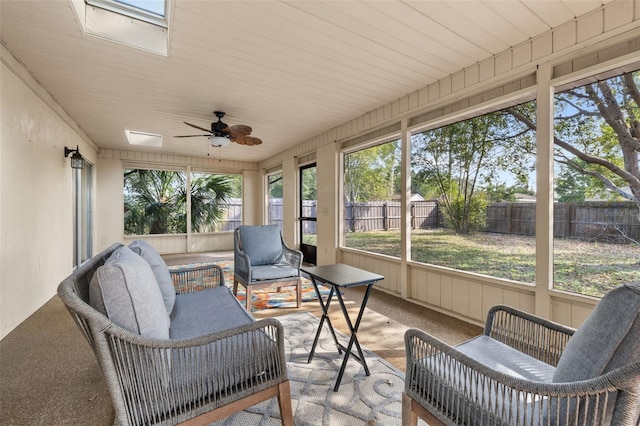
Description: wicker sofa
403,283,640,426
57,241,293,426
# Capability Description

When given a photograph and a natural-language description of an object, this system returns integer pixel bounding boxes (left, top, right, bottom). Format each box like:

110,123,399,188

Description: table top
301,263,384,288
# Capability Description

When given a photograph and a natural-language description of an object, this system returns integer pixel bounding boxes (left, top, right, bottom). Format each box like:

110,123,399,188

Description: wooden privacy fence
224,199,639,241
344,201,439,232
485,201,639,240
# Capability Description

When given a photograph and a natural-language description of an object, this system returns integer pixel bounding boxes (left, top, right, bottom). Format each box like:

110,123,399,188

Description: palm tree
124,170,238,235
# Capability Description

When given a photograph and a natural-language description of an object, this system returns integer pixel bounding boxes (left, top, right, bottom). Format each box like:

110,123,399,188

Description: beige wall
0,52,97,339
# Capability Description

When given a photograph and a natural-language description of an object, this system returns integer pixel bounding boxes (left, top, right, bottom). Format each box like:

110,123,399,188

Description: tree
124,169,237,235
412,102,535,233
190,174,239,232
268,173,283,198
344,140,401,202
507,71,640,217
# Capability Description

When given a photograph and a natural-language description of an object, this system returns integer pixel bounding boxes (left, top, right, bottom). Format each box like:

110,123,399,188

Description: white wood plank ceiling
0,0,614,163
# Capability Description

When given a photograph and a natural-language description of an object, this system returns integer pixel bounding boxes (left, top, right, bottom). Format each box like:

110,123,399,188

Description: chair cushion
128,239,175,314
238,225,283,266
456,335,556,382
251,264,299,281
170,286,254,339
553,282,640,383
409,335,556,425
89,246,170,340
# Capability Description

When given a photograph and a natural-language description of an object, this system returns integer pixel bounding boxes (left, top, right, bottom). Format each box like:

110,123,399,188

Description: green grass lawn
343,229,640,297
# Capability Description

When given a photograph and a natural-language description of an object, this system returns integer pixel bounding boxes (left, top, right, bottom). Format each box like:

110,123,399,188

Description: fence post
383,202,388,231
410,202,415,229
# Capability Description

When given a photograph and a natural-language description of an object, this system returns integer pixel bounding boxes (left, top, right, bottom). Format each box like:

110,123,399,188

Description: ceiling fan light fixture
209,135,230,147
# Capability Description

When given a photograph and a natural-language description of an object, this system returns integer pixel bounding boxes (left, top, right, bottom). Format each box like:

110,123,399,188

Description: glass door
300,163,317,265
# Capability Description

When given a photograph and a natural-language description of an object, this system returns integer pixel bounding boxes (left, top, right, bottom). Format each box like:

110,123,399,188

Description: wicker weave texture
404,305,640,426
57,243,290,425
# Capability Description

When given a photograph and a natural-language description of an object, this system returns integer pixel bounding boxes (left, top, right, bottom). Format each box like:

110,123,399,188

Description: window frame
73,162,93,268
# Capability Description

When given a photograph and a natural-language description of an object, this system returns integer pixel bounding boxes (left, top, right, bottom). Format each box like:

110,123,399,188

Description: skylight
125,130,163,147
113,0,165,17
70,0,169,56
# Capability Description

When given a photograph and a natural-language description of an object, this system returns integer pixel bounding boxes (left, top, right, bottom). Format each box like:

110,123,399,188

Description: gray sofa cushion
89,246,170,340
170,286,254,339
553,282,640,383
251,264,299,281
238,225,283,266
128,239,175,314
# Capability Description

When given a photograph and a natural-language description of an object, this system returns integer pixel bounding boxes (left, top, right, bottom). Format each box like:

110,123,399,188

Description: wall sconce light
64,145,85,169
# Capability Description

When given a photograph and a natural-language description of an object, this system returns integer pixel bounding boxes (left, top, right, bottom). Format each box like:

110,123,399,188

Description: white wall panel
426,272,442,306
578,10,605,42
468,284,484,320
441,275,453,311
604,0,634,30
482,286,504,313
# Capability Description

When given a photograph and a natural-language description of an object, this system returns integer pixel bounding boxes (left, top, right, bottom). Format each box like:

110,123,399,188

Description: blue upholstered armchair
233,225,303,311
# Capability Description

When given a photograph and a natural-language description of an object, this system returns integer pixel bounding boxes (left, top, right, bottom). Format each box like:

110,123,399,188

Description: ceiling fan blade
232,135,247,145
245,136,262,146
175,134,210,138
184,122,212,133
228,124,252,137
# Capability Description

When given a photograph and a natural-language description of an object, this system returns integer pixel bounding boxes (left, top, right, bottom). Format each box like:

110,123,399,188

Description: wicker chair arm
281,236,303,270
405,328,640,425
170,263,225,294
234,246,251,282
94,317,288,425
484,304,575,366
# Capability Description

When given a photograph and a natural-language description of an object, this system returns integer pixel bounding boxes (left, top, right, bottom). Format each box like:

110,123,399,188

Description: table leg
307,280,341,363
333,282,374,391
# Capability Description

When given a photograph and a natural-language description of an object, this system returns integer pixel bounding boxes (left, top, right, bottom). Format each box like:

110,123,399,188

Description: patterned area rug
168,261,331,311
209,311,407,425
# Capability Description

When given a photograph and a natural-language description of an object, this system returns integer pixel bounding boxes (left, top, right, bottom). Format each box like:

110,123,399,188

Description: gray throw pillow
129,239,175,314
553,282,640,383
89,246,170,340
238,225,283,266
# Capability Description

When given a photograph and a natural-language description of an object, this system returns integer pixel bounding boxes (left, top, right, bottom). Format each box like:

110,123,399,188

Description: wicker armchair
404,285,640,426
233,225,303,310
58,243,293,426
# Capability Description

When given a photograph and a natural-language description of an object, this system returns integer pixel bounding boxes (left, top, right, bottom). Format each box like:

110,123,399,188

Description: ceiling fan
176,111,262,147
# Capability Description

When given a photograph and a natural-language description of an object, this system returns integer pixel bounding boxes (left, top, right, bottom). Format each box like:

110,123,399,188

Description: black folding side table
301,263,384,391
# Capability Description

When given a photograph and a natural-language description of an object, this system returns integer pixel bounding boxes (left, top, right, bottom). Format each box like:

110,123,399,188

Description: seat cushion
251,264,299,282
238,225,283,266
456,335,556,382
553,282,640,383
170,286,254,339
409,335,556,425
128,239,175,314
89,246,170,339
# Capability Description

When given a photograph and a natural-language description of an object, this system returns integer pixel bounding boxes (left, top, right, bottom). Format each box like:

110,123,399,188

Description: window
190,172,241,233
410,101,537,282
552,70,640,297
124,169,186,235
343,140,402,257
124,168,241,235
73,163,93,267
300,164,318,264
267,172,283,229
